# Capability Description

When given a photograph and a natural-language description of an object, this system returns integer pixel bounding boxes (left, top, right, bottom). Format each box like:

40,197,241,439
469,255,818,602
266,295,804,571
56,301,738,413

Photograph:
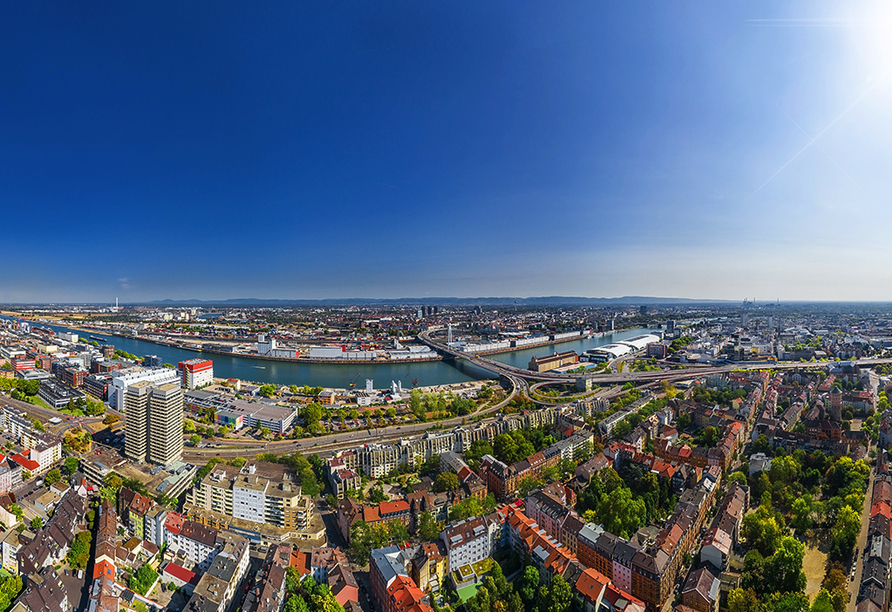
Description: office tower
110,366,179,411
124,381,184,467
124,381,152,462
148,382,184,467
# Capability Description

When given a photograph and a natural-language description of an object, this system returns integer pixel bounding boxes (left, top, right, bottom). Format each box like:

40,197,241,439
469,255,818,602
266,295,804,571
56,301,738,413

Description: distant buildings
528,351,579,373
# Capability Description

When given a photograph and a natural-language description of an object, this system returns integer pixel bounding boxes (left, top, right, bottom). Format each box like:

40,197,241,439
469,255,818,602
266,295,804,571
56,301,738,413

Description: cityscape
2,4,891,612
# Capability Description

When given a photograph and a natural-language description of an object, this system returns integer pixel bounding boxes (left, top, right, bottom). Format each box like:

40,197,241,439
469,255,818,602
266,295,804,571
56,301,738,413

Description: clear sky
2,1,891,303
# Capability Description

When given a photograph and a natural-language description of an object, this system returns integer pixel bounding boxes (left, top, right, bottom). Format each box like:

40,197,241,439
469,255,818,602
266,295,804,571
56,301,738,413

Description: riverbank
28,316,633,365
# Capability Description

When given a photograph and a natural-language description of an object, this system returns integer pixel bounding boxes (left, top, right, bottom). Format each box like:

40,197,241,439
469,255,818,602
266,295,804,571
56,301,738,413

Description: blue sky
2,1,891,302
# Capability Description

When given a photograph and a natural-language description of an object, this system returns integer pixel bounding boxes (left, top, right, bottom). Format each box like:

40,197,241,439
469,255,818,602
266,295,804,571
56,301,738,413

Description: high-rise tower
147,382,184,467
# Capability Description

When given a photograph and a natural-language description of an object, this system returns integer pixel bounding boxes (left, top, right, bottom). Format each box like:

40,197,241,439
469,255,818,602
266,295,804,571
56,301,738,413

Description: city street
847,466,876,612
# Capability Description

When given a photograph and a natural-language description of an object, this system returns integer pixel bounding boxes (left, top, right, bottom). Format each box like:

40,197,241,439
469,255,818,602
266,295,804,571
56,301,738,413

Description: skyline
2,2,892,302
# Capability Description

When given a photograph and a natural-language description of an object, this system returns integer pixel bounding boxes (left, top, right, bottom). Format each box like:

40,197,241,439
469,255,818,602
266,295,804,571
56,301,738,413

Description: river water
9,317,653,389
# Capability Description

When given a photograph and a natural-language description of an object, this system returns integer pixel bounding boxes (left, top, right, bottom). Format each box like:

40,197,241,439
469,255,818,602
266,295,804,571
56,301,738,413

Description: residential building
370,546,432,612
186,462,315,532
681,568,719,612
9,567,68,612
439,516,491,573
110,366,179,412
243,545,292,612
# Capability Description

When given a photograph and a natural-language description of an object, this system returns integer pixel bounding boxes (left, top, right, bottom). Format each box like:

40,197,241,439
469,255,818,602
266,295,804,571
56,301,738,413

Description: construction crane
348,373,361,388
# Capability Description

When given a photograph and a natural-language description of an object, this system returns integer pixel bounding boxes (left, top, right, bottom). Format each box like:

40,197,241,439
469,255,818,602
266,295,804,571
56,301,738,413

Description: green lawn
455,583,480,603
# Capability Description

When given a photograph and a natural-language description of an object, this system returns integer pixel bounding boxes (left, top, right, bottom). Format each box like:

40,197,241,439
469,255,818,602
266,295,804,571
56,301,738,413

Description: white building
440,516,491,572
110,367,179,412
165,515,219,572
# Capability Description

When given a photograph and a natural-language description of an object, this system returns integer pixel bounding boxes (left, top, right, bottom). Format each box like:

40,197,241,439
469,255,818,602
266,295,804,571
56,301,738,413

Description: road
418,330,892,384
847,466,876,612
183,374,527,461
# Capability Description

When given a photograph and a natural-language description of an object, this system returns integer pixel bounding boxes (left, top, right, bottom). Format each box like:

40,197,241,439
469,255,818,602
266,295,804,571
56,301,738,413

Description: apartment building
187,463,314,532
370,546,432,612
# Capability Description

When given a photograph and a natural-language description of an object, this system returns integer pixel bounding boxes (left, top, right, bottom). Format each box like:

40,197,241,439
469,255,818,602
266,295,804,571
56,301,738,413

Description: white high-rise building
124,381,184,467
110,367,179,412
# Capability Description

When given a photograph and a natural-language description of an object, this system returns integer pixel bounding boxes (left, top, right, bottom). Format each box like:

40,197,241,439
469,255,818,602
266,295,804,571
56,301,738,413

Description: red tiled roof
291,550,312,576
163,563,196,584
9,454,38,471
379,500,410,515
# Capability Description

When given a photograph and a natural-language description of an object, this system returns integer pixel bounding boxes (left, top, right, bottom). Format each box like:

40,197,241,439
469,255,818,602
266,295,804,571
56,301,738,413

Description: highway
182,372,529,461
417,330,892,384
9,345,892,464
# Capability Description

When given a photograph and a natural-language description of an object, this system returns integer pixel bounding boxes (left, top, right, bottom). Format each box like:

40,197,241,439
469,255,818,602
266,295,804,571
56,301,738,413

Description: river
7,317,655,388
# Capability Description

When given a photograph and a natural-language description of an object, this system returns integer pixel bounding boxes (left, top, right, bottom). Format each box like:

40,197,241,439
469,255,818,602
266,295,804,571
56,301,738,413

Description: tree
433,472,460,492
259,384,276,398
368,486,387,504
0,575,22,612
518,566,540,602
44,468,62,485
768,536,807,594
742,504,784,557
103,414,120,425
63,457,80,475
536,574,572,612
8,505,22,523
790,497,813,533
30,517,42,530
829,505,860,561
66,531,92,569
304,403,324,427
518,475,545,497
189,434,201,446
598,486,647,539
810,590,835,612
129,563,159,595
416,511,440,541
728,471,748,486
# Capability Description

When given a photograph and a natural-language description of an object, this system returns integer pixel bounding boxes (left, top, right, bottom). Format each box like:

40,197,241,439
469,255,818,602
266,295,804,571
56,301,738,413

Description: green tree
598,486,647,539
62,457,80,475
304,403,324,427
709,589,743,612
44,468,62,485
433,472,460,492
67,531,92,569
189,434,201,446
0,575,22,612
518,566,540,602
368,486,387,504
130,563,159,595
810,590,835,612
536,574,572,612
416,511,440,541
8,505,23,523
829,505,860,561
259,384,276,398
727,471,748,486
768,536,807,594
30,516,42,530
